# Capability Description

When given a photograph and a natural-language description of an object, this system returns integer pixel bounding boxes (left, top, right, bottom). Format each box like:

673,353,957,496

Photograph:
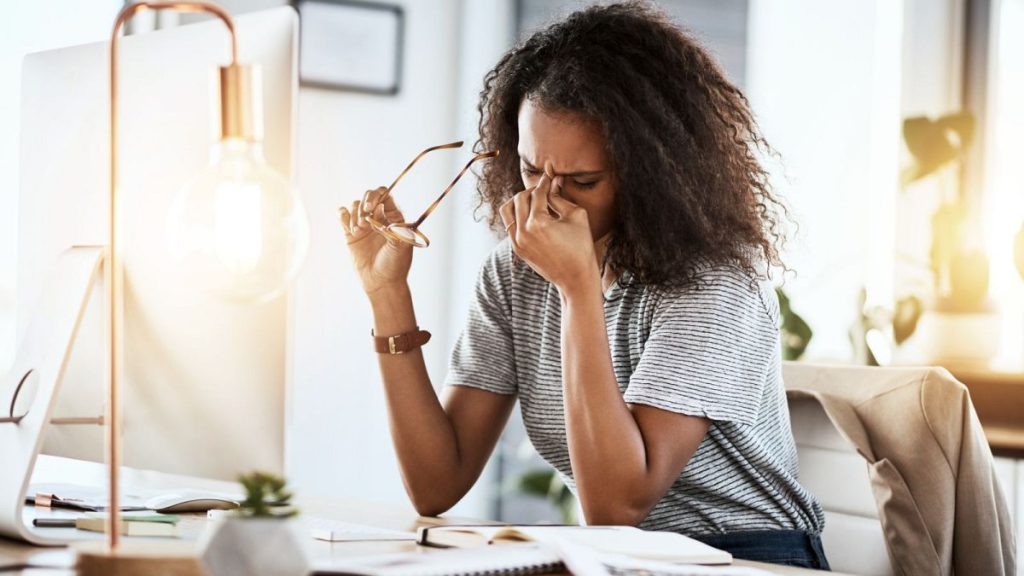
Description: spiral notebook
312,543,563,576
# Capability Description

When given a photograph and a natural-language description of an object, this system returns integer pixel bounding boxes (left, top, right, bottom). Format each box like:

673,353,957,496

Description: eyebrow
519,154,606,178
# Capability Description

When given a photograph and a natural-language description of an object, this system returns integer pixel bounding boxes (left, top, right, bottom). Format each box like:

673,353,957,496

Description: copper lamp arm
106,1,238,551
112,2,238,63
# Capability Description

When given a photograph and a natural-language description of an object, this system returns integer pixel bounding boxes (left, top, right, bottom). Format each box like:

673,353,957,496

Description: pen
32,518,77,528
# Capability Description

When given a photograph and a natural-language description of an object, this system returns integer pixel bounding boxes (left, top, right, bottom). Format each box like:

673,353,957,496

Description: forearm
368,285,469,513
559,280,655,524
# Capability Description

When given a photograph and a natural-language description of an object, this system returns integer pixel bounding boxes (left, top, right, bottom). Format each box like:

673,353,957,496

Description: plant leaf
776,288,812,361
516,469,557,497
892,296,923,344
902,112,975,185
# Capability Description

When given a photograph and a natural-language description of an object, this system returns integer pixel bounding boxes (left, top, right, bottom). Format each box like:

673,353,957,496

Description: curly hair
474,1,789,287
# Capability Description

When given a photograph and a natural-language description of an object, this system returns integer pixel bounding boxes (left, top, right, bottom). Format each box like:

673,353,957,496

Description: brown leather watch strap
372,328,432,355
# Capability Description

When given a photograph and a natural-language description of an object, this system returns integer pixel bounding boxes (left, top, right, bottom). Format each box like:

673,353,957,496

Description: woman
338,2,828,569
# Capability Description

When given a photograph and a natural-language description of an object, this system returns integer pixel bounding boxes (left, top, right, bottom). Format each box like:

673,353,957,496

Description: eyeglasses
366,141,498,248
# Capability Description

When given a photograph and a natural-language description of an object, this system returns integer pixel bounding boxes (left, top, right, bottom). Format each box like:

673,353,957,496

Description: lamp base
74,540,206,576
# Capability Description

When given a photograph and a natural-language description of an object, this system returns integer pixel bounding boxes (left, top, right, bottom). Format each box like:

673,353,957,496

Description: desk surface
0,457,843,576
946,368,1024,457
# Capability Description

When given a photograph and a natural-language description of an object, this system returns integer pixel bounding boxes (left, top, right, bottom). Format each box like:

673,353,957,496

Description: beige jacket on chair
782,363,1016,576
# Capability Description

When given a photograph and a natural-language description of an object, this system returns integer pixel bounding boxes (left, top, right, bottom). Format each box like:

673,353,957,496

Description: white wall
746,0,904,361
285,0,522,519
892,0,967,363
285,0,507,516
0,0,121,374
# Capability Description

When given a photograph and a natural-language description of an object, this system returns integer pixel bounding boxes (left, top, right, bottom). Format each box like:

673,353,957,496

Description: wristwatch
372,328,432,355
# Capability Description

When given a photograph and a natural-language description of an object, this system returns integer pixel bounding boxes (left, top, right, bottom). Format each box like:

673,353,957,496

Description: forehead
516,99,608,169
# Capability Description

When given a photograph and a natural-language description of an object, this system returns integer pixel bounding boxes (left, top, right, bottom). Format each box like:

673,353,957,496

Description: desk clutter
28,483,242,513
41,511,181,537
6,453,819,576
19,484,778,576
312,542,774,576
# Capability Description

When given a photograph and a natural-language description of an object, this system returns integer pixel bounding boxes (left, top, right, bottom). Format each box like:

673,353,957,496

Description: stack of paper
75,511,180,537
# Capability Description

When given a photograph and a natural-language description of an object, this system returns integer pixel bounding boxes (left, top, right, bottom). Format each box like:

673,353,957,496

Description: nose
544,160,556,177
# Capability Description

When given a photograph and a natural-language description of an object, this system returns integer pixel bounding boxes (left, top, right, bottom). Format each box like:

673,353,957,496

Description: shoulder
473,239,540,303
482,238,515,274
648,264,777,329
478,238,540,287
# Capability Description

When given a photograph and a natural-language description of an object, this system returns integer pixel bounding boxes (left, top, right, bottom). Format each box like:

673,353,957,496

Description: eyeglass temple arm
410,151,499,227
381,141,465,200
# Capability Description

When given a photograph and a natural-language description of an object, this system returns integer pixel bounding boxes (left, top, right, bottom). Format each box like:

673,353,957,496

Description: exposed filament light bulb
168,63,309,303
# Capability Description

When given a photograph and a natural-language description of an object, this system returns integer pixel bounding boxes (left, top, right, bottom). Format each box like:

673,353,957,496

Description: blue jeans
690,530,831,570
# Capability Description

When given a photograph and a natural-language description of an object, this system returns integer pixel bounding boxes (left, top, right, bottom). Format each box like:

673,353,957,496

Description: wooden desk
0,457,843,576
947,368,1024,458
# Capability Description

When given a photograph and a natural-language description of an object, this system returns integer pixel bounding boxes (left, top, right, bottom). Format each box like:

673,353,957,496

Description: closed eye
522,165,600,189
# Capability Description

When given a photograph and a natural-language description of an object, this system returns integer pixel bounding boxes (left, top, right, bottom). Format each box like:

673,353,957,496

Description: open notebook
417,525,731,565
314,542,772,576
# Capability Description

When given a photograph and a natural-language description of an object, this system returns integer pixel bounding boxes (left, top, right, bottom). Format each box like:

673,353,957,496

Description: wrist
365,279,410,299
556,266,602,303
368,283,417,335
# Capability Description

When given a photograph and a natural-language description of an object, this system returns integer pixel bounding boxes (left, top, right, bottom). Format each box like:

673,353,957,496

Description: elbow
406,484,460,518
579,496,650,527
412,500,451,518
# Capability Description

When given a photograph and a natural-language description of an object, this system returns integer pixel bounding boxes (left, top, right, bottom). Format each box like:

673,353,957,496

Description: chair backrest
784,364,895,576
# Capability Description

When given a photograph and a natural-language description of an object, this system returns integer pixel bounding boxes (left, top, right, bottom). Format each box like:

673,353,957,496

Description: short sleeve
444,242,518,395
622,269,778,426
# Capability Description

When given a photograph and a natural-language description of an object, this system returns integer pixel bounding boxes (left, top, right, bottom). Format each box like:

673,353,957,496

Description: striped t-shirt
445,240,825,536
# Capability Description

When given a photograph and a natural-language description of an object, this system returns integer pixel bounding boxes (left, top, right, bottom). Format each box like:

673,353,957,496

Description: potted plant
513,467,577,525
853,111,994,366
896,111,998,365
198,471,308,576
777,287,813,361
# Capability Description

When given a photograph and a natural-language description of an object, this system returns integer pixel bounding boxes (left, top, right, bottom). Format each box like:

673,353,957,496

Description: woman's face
517,99,616,240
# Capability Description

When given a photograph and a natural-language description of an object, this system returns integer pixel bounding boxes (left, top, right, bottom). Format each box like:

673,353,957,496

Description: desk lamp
78,2,309,573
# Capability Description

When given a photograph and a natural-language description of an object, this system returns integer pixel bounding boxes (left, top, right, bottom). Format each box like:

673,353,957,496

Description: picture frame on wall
291,0,404,95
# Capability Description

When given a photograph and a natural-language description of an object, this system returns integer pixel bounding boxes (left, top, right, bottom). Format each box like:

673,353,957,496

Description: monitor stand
0,246,105,545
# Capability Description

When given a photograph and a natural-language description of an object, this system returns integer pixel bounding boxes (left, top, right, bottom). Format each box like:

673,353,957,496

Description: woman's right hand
339,187,414,296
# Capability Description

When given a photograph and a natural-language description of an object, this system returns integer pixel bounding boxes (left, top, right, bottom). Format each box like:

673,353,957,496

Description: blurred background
2,0,1022,523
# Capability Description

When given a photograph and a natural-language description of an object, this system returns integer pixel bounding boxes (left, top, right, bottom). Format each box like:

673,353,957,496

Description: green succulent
236,471,298,519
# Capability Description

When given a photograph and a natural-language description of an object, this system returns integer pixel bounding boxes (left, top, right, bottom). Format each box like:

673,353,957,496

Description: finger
376,187,398,212
547,176,564,217
361,189,375,216
499,196,516,232
351,201,364,228
339,207,352,235
513,189,531,232
529,174,552,223
547,183,577,217
500,197,522,253
363,186,388,215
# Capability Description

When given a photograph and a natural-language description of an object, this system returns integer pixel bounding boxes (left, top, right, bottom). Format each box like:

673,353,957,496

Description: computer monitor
15,7,298,481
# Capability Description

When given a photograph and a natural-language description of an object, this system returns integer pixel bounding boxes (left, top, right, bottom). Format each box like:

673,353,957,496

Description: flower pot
916,307,1000,368
198,516,310,576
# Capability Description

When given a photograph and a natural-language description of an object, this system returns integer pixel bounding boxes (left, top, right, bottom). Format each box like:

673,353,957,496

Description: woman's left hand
500,174,600,295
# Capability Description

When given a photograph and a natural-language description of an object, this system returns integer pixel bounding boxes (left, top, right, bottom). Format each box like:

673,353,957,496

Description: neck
594,234,610,267
594,234,617,291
